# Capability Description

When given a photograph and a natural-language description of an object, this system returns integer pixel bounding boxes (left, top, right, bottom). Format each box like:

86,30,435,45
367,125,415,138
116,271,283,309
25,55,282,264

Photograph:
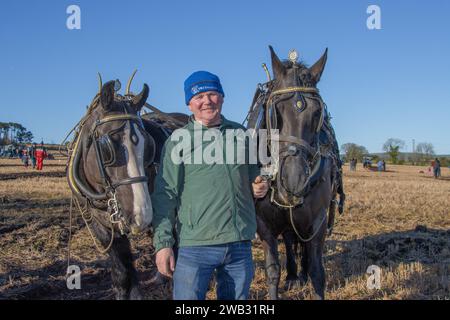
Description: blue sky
1,0,449,154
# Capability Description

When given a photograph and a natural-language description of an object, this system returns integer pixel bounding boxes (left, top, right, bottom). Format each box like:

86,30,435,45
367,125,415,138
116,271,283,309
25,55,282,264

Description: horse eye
98,135,115,165
108,132,120,141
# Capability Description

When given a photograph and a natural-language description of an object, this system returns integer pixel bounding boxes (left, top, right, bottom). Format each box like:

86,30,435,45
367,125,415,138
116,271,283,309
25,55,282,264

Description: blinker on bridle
91,113,150,191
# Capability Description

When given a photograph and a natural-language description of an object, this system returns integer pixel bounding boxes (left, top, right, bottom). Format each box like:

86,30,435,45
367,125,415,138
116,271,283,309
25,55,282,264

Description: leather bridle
68,108,152,234
91,114,151,191
263,83,326,208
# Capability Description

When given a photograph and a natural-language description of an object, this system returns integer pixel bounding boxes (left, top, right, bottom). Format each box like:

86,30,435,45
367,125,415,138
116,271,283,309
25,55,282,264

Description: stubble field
0,157,449,300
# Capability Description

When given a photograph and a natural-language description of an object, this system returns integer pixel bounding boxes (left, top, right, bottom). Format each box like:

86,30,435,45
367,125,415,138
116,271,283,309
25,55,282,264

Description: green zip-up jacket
151,115,259,252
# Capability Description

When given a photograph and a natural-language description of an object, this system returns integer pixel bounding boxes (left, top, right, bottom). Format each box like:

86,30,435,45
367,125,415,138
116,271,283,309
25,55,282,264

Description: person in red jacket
34,143,47,170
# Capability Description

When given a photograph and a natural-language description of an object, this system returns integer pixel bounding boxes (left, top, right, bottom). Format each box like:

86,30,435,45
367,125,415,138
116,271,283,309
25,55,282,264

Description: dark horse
66,75,187,299
248,46,345,299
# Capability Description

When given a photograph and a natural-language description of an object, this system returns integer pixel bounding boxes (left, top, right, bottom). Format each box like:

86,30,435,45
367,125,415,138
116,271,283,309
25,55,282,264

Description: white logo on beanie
191,85,200,94
191,84,217,95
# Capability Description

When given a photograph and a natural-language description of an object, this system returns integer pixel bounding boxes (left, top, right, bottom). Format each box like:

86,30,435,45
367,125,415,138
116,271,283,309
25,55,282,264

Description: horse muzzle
130,224,148,236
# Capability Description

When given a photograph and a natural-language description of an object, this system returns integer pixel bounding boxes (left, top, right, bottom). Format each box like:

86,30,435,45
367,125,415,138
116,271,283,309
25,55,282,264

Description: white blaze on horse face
124,122,153,229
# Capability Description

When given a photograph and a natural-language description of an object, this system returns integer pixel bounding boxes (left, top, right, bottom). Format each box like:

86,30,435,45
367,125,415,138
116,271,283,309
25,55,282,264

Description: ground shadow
420,175,450,181
0,259,113,300
0,164,66,167
0,197,69,211
326,227,449,299
0,171,66,180
0,248,170,300
253,226,449,299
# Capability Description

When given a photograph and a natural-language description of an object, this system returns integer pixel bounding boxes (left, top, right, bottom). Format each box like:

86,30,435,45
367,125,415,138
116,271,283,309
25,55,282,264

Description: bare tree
382,138,405,164
416,142,435,164
341,143,368,162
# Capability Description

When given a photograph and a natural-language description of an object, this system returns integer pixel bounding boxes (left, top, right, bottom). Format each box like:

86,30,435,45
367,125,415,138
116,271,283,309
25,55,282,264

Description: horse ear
309,48,328,84
100,81,115,111
269,45,286,79
131,84,149,111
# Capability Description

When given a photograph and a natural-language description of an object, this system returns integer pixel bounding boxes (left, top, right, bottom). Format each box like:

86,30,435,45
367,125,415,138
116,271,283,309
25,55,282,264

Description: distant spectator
22,149,29,167
34,143,47,171
433,158,441,178
382,160,386,172
377,160,383,172
30,143,37,169
349,158,356,171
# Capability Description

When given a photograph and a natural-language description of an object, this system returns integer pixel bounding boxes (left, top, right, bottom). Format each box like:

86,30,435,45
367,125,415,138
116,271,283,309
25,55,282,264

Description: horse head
69,78,155,236
267,46,328,206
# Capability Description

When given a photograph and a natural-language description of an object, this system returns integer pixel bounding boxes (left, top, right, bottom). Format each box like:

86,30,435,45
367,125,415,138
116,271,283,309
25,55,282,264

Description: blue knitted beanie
184,71,225,105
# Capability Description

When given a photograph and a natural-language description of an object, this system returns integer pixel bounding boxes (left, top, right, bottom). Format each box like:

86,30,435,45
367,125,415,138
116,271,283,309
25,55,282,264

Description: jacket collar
187,115,233,131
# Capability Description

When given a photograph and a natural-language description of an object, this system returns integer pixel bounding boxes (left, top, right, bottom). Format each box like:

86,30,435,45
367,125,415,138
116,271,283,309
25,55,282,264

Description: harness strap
111,176,149,189
275,135,317,156
268,86,318,105
94,114,142,126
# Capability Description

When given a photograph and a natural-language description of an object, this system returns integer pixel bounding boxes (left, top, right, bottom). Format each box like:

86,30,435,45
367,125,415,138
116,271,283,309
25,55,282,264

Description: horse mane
281,60,309,70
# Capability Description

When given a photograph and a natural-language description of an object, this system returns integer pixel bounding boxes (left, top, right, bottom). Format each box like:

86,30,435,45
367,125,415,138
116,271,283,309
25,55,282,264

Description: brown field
0,157,449,300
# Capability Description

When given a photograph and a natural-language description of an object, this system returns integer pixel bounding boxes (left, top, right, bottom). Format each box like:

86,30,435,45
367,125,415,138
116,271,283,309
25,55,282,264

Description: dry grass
0,159,449,300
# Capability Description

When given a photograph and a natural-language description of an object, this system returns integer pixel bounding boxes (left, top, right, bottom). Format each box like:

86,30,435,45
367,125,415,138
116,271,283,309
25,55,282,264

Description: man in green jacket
152,71,269,300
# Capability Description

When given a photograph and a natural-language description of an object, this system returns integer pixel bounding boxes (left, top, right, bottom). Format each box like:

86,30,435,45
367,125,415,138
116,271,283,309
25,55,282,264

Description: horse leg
110,236,142,300
257,216,280,300
304,223,326,300
299,243,308,285
337,173,345,214
327,195,337,236
262,236,281,300
282,231,300,290
91,220,141,300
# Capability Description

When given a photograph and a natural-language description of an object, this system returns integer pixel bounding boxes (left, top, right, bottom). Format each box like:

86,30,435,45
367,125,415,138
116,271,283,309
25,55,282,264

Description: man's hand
155,247,175,278
252,175,269,199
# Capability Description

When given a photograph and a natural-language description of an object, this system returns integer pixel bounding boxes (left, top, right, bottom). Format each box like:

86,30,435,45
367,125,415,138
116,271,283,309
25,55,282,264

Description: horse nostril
131,225,141,235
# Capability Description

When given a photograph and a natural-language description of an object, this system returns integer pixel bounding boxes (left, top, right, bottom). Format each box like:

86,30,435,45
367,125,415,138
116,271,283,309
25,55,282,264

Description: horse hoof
129,287,143,300
115,291,128,300
268,287,279,300
311,293,324,300
284,279,302,291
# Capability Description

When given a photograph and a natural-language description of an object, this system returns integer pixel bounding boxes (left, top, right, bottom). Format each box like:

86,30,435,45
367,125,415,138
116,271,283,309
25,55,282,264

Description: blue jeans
173,241,254,300
434,167,441,178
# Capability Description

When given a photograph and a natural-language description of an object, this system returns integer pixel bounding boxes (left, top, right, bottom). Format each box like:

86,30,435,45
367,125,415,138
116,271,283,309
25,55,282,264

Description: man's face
188,91,223,125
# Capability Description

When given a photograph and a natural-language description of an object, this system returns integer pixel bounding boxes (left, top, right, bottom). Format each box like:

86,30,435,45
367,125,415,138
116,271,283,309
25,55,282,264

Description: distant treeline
341,140,449,167
0,122,34,145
